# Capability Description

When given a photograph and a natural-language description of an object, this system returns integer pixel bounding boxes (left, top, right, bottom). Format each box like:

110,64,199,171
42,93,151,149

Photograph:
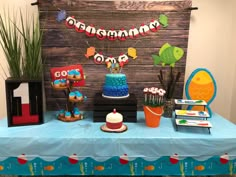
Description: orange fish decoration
185,68,217,117
144,165,155,171
44,165,54,171
94,165,104,171
0,165,4,171
85,47,96,58
194,165,205,171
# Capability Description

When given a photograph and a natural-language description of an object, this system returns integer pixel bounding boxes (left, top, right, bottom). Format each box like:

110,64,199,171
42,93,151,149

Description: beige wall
185,0,236,122
230,0,236,123
0,0,236,123
0,0,38,119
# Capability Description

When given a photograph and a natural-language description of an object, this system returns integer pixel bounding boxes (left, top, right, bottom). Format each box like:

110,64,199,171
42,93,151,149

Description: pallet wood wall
39,0,192,111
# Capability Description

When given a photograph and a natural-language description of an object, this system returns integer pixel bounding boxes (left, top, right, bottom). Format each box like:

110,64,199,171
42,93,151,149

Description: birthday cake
102,73,129,98
101,109,127,132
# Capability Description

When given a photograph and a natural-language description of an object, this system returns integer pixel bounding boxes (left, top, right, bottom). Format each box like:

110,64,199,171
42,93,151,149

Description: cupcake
59,109,65,117
75,91,83,101
69,92,76,101
74,111,80,118
65,111,71,119
53,79,61,88
74,70,82,80
67,70,76,80
60,79,67,87
73,107,79,113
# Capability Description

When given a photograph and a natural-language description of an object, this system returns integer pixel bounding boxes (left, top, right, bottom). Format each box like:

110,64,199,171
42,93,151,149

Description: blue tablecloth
0,111,236,176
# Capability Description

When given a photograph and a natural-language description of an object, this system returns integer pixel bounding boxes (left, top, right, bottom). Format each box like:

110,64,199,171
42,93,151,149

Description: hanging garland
65,16,164,41
54,8,168,41
84,45,137,70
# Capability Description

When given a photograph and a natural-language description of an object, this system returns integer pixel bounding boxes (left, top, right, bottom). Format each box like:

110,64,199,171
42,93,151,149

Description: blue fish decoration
56,10,67,22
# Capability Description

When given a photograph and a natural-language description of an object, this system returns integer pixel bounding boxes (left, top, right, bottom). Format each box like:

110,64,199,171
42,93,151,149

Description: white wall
230,0,236,123
0,0,38,119
0,0,236,123
185,0,236,122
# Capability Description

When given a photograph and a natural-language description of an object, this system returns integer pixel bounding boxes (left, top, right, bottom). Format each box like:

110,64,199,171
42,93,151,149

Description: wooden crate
5,78,44,127
93,93,137,122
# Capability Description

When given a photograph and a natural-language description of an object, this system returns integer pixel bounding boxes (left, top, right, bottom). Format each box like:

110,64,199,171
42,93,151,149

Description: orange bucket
143,106,163,128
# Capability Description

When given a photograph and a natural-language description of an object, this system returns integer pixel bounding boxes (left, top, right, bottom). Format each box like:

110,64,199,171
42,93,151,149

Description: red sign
50,64,85,87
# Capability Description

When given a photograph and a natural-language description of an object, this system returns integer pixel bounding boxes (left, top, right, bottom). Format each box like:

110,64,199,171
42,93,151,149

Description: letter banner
65,16,163,41
84,47,137,69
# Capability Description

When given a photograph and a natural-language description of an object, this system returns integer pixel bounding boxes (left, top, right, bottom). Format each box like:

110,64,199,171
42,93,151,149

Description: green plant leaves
0,12,22,78
0,10,43,79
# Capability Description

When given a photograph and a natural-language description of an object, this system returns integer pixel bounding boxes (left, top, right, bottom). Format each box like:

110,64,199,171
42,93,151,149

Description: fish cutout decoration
128,47,137,59
0,165,4,171
84,47,95,58
44,165,55,171
144,165,155,171
159,14,168,27
194,165,205,171
94,165,104,171
185,68,217,117
56,10,67,22
152,43,184,67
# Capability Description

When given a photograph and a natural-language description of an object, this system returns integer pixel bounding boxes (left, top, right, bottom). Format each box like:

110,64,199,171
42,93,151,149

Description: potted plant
0,10,44,126
152,43,184,118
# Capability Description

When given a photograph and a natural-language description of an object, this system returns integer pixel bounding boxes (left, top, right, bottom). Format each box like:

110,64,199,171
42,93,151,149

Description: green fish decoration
159,14,168,27
152,43,184,67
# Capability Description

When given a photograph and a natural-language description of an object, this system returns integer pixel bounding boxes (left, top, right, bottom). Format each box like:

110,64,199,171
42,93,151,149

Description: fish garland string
84,44,138,73
64,16,167,41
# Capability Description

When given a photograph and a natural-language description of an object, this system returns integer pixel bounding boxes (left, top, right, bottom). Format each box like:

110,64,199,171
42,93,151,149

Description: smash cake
101,109,127,133
102,73,129,99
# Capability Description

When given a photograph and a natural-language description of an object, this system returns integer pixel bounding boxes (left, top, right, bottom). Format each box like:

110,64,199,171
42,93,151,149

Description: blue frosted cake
102,73,129,98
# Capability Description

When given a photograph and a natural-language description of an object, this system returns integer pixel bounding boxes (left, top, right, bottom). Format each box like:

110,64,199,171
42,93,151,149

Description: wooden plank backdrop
39,0,192,111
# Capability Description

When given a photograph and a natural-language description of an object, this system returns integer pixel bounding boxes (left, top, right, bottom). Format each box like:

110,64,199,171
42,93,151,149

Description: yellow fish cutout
185,68,217,117
128,47,137,59
85,47,96,58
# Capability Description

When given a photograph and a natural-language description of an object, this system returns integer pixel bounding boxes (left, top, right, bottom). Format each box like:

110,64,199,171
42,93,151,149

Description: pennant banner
84,46,137,70
65,16,163,41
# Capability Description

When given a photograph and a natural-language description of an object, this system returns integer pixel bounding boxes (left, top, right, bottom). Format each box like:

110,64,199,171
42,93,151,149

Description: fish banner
64,15,168,41
84,46,137,70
